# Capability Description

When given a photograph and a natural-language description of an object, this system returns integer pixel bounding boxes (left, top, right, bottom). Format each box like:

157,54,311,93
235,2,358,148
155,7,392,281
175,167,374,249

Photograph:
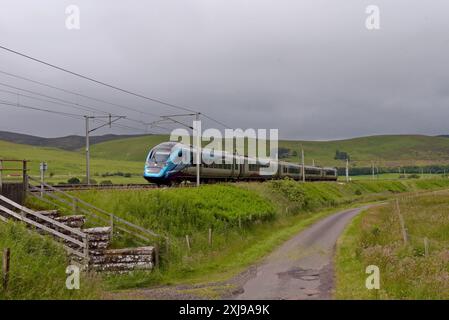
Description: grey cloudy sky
0,0,448,140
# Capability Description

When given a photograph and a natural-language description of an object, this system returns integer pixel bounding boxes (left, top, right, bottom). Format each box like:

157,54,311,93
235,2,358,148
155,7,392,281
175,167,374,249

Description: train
143,141,337,184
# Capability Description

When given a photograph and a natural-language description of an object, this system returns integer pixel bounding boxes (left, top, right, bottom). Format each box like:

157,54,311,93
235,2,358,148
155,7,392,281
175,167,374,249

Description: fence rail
27,176,159,245
0,194,88,259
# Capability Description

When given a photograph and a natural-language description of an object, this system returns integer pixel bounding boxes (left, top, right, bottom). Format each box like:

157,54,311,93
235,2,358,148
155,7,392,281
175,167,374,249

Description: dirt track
108,206,369,300
234,207,367,299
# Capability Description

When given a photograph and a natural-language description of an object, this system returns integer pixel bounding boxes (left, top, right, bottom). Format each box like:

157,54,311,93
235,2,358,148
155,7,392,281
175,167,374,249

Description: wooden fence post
185,235,191,250
22,160,28,202
0,160,3,195
2,248,10,290
424,237,429,256
83,236,89,263
208,228,212,246
395,199,408,245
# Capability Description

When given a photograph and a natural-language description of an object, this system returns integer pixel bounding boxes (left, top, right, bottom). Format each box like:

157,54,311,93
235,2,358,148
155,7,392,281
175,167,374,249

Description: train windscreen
150,149,171,163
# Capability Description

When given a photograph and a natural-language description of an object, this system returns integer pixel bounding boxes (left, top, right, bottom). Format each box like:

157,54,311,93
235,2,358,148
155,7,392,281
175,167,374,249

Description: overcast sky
0,0,448,140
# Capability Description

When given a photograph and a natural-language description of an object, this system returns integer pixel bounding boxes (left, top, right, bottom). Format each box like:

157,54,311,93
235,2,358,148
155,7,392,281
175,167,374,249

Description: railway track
29,183,167,192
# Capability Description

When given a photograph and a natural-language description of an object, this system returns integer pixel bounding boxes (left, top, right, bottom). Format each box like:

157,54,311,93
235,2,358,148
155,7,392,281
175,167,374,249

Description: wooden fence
0,194,89,260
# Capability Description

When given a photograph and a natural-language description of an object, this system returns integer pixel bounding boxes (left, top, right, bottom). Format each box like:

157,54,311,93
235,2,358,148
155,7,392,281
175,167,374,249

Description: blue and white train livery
144,141,337,184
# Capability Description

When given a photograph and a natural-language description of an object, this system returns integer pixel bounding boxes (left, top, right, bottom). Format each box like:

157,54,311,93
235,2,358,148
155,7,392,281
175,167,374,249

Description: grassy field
1,178,447,298
0,140,144,184
335,191,449,299
3,134,449,186
26,178,449,292
0,221,101,300
3,132,449,298
88,134,449,167
339,173,445,181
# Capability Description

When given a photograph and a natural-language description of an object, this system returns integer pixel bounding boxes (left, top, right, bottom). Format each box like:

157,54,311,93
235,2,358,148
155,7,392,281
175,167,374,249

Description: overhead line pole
196,113,201,187
346,158,349,182
301,146,305,183
85,115,126,185
85,116,90,186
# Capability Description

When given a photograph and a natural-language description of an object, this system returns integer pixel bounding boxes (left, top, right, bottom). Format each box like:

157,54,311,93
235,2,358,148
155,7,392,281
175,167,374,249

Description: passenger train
143,142,337,184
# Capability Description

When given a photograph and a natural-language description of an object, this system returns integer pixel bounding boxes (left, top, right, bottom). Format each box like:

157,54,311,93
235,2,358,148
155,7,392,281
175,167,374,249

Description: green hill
0,131,146,151
2,134,449,184
87,134,168,161
0,140,143,183
88,134,449,167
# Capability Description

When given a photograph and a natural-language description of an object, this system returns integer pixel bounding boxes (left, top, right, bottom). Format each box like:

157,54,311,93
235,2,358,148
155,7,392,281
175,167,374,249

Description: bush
69,185,276,236
124,173,132,178
67,177,80,184
100,180,113,185
269,178,306,207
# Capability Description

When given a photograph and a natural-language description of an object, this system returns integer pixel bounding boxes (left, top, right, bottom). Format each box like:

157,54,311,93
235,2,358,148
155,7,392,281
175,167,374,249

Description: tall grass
268,178,449,211
335,192,449,299
70,184,276,236
23,179,449,292
0,221,101,300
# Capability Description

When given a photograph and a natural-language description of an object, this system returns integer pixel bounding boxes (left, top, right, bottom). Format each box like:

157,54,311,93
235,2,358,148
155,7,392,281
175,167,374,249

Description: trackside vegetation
0,177,443,298
335,191,449,299
25,178,449,292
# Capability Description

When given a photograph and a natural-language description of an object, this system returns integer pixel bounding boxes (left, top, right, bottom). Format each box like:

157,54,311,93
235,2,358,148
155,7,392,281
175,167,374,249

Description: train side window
288,167,300,174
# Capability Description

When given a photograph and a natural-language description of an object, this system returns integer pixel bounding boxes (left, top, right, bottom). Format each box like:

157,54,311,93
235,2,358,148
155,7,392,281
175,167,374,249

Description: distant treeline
336,165,449,176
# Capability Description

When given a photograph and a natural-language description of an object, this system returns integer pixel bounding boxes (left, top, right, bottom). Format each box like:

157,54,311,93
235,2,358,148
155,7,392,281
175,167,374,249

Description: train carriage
143,142,337,184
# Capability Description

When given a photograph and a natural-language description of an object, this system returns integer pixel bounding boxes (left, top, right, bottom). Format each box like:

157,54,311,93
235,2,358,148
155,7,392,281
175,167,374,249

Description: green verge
0,221,102,300
335,191,449,299
26,178,449,293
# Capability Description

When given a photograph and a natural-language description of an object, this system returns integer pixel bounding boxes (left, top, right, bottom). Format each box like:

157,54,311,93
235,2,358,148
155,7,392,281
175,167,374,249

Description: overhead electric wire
0,69,161,118
0,99,83,119
0,84,103,115
0,46,232,128
0,81,148,124
0,98,166,134
0,45,196,113
0,81,173,131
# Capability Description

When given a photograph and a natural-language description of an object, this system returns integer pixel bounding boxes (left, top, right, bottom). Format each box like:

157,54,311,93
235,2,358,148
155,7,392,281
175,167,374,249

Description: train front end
143,142,188,184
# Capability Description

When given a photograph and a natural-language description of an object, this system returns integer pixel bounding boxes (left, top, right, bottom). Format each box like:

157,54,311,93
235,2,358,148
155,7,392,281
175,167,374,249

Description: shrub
67,177,80,184
100,180,113,185
69,185,276,236
269,178,306,207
